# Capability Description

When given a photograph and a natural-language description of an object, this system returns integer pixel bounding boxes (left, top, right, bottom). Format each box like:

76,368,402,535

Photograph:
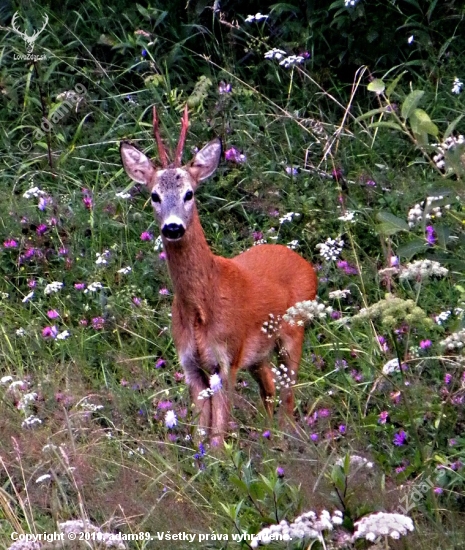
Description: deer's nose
162,223,185,240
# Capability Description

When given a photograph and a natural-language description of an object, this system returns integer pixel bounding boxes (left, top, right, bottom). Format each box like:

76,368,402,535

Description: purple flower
92,317,105,330
252,230,263,241
318,408,330,418
159,287,170,295
158,400,173,410
310,433,318,442
276,466,285,477
434,487,443,494
47,310,59,319
393,430,407,446
426,225,436,245
38,197,49,211
3,239,18,248
366,179,376,187
42,326,58,339
74,283,86,290
132,296,141,307
36,224,48,236
155,358,166,369
159,251,167,260
336,260,358,275
140,231,153,241
338,424,346,434
378,411,389,424
224,147,246,163
449,438,457,446
420,339,432,349
444,373,452,385
218,81,232,94
141,49,148,57
262,430,271,439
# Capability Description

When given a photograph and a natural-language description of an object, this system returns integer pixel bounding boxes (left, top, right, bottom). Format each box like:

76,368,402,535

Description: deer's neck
162,208,219,322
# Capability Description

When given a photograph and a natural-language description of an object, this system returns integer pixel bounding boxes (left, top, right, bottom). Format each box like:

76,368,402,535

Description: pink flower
378,411,389,424
132,296,141,306
159,251,167,261
42,326,58,339
224,147,246,163
3,239,18,248
47,310,59,319
36,224,48,236
159,287,170,295
74,283,86,290
92,317,105,330
140,231,153,241
420,339,432,349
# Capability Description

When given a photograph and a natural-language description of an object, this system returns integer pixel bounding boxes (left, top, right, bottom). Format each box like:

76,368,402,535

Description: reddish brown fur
120,113,317,446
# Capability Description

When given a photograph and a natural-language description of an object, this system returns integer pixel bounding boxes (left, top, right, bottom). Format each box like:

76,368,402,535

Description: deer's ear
120,142,156,185
187,138,222,185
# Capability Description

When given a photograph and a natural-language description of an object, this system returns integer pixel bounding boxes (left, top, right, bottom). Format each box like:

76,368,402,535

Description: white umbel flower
399,259,448,281
353,512,414,541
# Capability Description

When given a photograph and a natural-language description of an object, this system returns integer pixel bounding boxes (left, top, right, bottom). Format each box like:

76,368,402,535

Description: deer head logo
11,12,49,54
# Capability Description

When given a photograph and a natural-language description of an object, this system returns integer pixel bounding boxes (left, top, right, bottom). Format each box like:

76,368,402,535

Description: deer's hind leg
275,324,305,419
249,361,276,417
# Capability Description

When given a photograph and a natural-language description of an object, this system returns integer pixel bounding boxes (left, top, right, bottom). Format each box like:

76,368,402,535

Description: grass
1,1,465,548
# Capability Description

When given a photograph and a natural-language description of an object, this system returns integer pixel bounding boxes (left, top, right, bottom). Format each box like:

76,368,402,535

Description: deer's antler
174,105,189,167
152,106,169,168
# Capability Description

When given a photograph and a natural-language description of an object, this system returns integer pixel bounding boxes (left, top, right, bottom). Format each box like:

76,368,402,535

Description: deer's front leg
183,362,212,437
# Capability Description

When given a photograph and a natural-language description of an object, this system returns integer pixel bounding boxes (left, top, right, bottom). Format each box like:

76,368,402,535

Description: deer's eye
151,192,161,203
184,190,194,202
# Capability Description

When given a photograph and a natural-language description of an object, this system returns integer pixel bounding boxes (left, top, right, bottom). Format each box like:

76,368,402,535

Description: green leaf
401,90,424,121
354,107,389,122
368,121,403,131
385,71,407,98
397,239,426,259
444,114,465,140
410,109,438,137
375,211,410,235
367,79,385,95
434,223,451,249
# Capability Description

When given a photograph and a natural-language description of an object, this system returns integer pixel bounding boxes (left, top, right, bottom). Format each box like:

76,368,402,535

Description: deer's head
120,107,221,241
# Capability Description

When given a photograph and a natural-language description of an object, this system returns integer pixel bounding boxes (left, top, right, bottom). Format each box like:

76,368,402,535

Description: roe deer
120,107,317,445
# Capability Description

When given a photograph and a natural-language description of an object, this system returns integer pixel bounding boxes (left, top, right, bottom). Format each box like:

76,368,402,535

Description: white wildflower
407,35,414,44
117,266,132,275
165,409,177,428
264,48,287,60
328,289,351,300
287,240,299,249
36,474,51,483
284,300,333,326
440,328,465,351
245,13,268,22
115,191,131,199
21,415,42,428
209,373,222,393
279,211,300,224
345,0,359,6
56,330,70,340
1,375,13,384
452,77,463,94
22,291,34,303
338,211,356,222
435,310,451,325
353,512,414,541
44,281,63,295
335,455,374,469
279,55,305,69
18,392,38,410
23,186,46,199
154,235,163,251
399,259,448,281
315,237,344,261
432,136,465,171
84,281,103,293
9,380,27,390
382,358,401,375
96,250,110,265
16,328,26,336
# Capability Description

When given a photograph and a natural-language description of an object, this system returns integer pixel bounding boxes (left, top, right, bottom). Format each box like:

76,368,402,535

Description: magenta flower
420,339,432,349
140,231,153,241
276,466,285,477
444,373,452,384
42,326,58,339
159,251,167,260
83,196,93,209
378,411,389,424
36,224,48,236
310,433,319,442
393,430,407,446
252,230,263,241
318,408,330,418
132,296,141,307
155,358,166,369
366,179,376,187
3,239,18,248
433,487,443,494
28,279,36,288
74,283,86,290
158,400,173,410
224,147,246,163
336,260,358,275
338,424,346,434
79,319,88,326
47,310,59,319
262,430,271,439
159,287,170,295
92,317,105,330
